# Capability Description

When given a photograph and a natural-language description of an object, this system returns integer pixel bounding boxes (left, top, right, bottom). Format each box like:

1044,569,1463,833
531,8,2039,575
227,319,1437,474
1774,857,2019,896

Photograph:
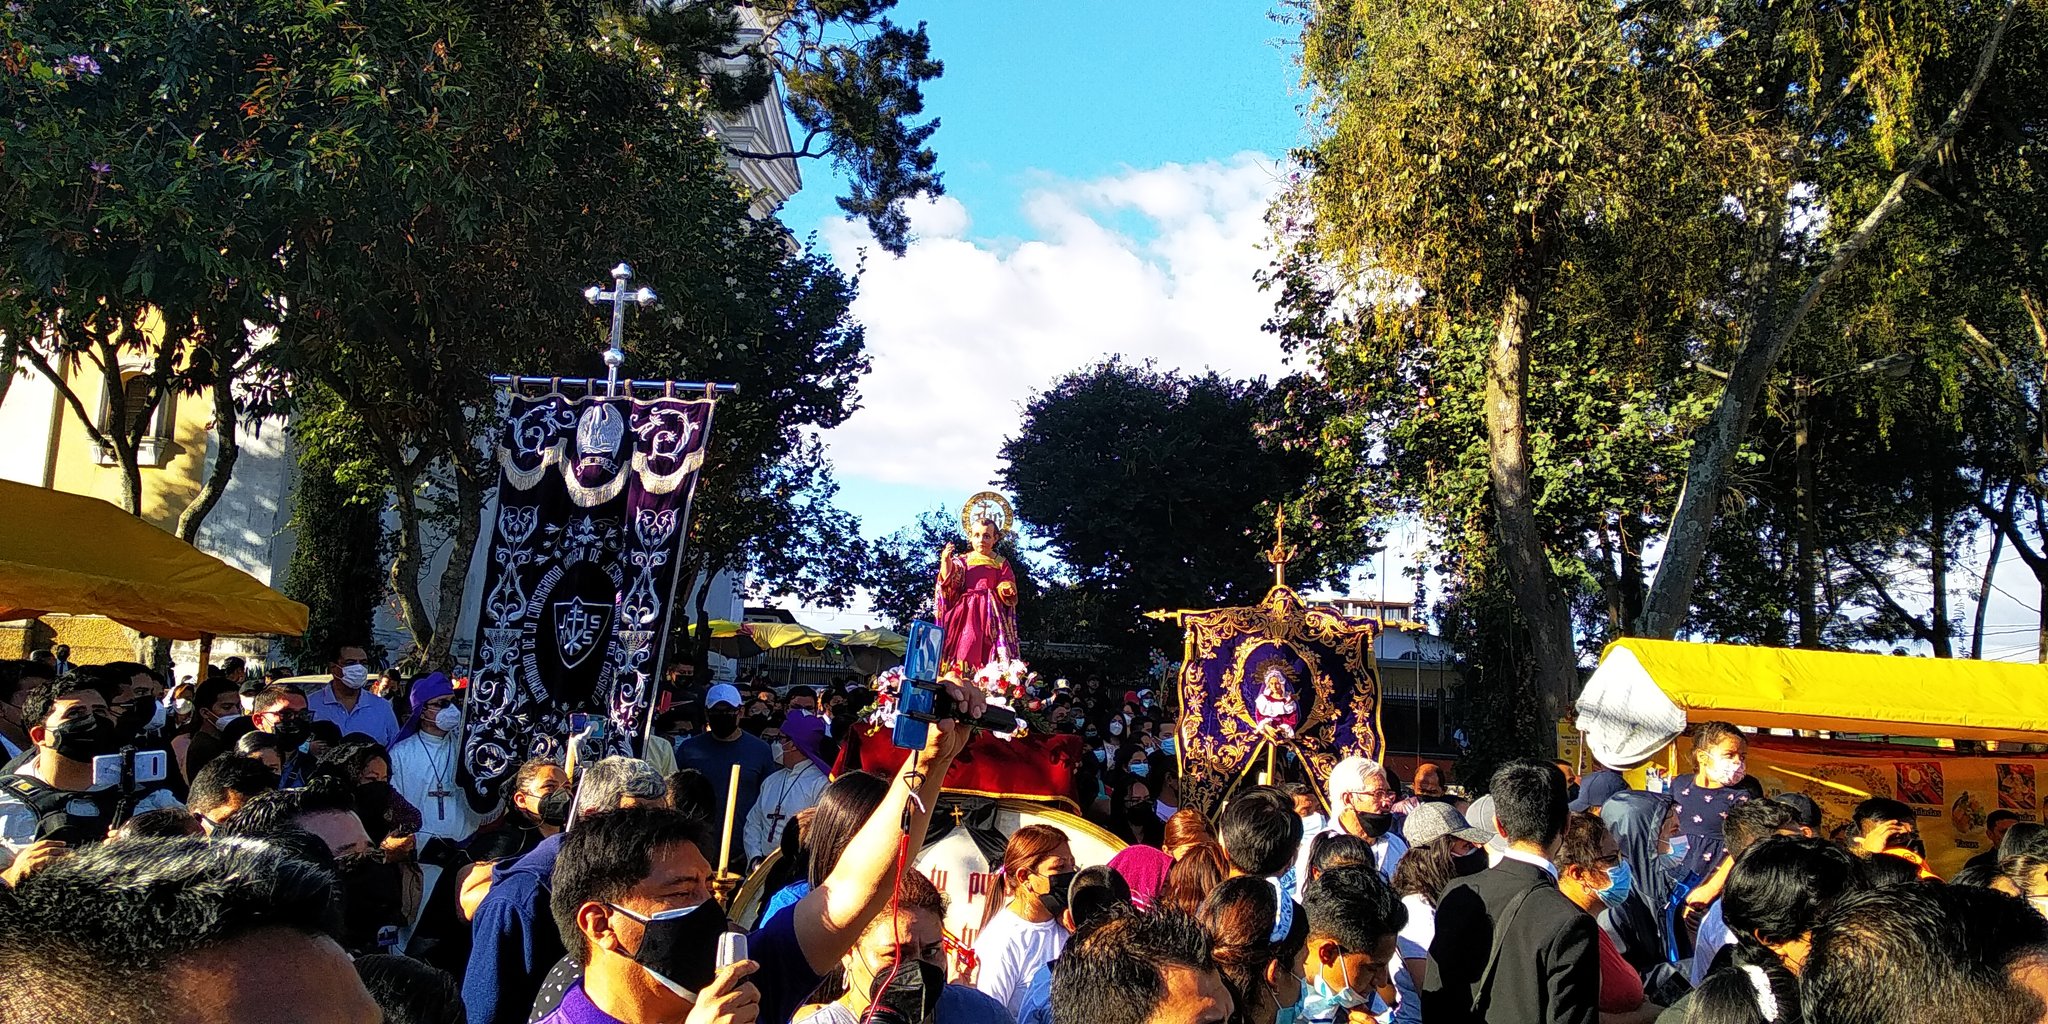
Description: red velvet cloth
833,724,1086,810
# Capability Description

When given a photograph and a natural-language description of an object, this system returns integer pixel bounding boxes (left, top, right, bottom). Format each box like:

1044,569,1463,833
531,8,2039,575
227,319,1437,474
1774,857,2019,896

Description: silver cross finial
584,262,657,398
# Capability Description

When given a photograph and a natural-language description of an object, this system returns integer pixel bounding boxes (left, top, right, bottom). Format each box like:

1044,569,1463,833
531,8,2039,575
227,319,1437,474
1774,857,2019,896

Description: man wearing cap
1568,767,1631,815
389,672,486,844
744,711,832,862
675,682,778,831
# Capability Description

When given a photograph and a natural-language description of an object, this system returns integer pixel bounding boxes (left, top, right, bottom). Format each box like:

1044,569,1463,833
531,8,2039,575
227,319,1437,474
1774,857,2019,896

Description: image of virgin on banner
456,390,715,809
1174,587,1384,815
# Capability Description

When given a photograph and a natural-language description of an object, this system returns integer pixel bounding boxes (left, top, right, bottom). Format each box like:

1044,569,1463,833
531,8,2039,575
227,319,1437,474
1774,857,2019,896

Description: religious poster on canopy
457,390,715,809
1746,737,2048,877
1173,586,1384,814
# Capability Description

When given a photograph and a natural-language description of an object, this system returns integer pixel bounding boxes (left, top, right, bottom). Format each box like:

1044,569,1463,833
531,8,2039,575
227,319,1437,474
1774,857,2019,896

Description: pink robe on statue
935,554,1020,673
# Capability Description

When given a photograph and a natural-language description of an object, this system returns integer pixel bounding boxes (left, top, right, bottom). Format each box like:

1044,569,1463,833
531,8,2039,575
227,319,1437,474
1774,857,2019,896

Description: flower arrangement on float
865,659,1045,739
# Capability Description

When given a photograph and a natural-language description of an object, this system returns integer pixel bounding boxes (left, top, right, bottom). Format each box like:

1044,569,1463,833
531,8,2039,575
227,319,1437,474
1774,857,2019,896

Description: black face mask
1354,811,1395,839
535,789,573,828
868,958,946,1024
706,710,741,737
354,781,396,842
48,713,120,761
1037,869,1077,920
622,898,730,997
1454,849,1490,877
269,717,312,749
114,699,154,741
337,852,405,955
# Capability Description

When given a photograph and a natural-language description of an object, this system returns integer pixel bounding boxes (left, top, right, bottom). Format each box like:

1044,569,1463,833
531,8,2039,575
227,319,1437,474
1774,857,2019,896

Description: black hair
1860,852,1921,888
236,731,286,757
189,756,281,817
1773,792,1823,830
786,686,816,701
1723,836,1863,946
1851,797,1914,833
0,838,342,1024
1803,883,2048,1024
1200,876,1310,1024
1722,797,1797,858
194,676,240,712
1050,908,1216,1024
114,807,204,839
355,954,465,1024
1488,759,1569,846
1302,864,1407,952
315,738,392,784
1988,809,2022,830
1310,832,1376,877
216,784,362,840
1218,786,1304,877
666,768,716,821
1070,864,1133,936
807,770,890,889
1999,821,2048,862
1951,861,2008,889
550,805,718,965
0,661,34,705
20,672,109,731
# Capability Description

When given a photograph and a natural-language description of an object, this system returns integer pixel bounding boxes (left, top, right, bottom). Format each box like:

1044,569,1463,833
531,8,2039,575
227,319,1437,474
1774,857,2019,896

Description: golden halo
961,491,1015,538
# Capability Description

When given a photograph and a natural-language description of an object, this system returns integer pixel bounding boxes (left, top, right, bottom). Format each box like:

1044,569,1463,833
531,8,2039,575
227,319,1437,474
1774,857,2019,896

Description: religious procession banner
1174,586,1384,814
457,390,715,809
1746,736,2046,877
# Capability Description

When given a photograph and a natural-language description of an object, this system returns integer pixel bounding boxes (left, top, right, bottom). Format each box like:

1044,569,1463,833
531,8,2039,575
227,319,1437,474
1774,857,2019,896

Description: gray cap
1403,799,1495,849
1465,794,1511,854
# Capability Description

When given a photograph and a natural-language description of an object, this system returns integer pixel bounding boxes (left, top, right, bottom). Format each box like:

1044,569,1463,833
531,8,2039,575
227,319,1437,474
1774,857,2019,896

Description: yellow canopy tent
0,480,308,640
700,619,830,658
1575,638,2048,768
837,628,908,657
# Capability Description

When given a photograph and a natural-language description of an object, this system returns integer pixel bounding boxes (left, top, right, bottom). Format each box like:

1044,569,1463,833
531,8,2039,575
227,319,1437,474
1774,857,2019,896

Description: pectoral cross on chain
429,787,454,819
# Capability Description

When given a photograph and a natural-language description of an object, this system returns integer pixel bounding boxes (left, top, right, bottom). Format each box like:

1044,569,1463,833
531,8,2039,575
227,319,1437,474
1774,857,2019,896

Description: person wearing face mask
1014,866,1134,1024
0,672,185,876
1595,791,1683,978
390,672,487,845
307,645,401,748
1554,813,1663,1024
252,685,322,787
795,868,1013,1024
675,684,779,833
1387,803,1494,1024
1198,875,1312,1024
1294,756,1408,885
972,824,1079,1015
743,711,831,864
0,660,50,762
1671,721,1751,884
1300,865,1406,1024
175,676,244,782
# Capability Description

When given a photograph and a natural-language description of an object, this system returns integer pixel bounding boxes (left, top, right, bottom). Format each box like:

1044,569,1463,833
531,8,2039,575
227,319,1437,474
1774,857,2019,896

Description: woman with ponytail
971,823,1077,1015
1199,876,1311,1024
1683,836,1862,1024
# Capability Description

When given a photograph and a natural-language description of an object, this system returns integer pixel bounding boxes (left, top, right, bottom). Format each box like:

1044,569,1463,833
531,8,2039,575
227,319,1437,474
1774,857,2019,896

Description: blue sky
777,2,1311,578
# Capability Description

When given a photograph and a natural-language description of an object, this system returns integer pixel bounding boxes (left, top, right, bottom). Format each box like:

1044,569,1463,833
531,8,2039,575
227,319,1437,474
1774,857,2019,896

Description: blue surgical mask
1664,834,1690,867
1161,737,1177,756
1597,859,1635,908
1304,954,1369,1020
1275,969,1308,1024
1128,761,1150,778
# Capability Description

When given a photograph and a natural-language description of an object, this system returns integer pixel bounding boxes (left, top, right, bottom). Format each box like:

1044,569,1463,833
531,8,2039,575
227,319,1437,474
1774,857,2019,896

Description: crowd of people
1,649,2047,1024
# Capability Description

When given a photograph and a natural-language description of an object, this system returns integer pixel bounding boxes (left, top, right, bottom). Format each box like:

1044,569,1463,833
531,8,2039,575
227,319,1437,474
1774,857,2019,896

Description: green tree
1000,359,1373,663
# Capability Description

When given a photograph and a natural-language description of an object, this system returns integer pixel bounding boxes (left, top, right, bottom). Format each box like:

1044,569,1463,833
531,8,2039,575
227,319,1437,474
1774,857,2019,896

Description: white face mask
145,702,168,733
214,712,244,731
770,742,786,763
337,664,370,690
240,695,257,715
170,698,194,718
433,705,463,733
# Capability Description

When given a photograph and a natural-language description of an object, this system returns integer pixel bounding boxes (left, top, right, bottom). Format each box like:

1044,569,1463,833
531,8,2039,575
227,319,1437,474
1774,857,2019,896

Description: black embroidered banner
458,391,714,808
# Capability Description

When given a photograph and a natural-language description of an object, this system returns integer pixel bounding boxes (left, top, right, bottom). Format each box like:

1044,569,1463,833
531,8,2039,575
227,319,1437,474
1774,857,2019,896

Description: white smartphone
91,749,167,789
716,931,748,970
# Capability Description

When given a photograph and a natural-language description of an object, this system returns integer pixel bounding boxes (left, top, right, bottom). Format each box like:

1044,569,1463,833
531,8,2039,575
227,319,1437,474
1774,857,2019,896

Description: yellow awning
1576,639,2048,767
837,628,908,656
701,619,830,656
0,480,308,640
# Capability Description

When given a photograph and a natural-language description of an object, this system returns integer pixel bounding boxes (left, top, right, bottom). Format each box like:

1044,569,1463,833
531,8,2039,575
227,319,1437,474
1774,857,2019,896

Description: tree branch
1839,547,1941,647
725,127,831,162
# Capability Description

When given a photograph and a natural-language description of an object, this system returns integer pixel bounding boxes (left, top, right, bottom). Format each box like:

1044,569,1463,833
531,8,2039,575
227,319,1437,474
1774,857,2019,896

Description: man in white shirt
744,711,831,862
1295,755,1408,882
388,672,486,843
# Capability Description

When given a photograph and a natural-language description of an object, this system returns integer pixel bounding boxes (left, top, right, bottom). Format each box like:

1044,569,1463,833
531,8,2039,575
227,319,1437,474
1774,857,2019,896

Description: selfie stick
718,763,741,874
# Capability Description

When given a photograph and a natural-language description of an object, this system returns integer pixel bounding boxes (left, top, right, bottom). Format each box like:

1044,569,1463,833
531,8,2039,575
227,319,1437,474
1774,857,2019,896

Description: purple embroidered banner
1174,587,1384,815
458,391,715,808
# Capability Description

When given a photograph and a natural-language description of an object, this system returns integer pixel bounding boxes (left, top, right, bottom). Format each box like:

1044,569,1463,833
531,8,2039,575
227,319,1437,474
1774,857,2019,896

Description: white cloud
815,152,1297,492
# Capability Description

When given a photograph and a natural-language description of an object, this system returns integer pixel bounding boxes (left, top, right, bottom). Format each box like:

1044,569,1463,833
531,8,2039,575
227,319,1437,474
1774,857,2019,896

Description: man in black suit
1422,759,1597,1024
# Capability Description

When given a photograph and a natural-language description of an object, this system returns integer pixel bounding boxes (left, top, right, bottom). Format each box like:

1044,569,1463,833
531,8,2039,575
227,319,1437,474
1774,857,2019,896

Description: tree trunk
1973,494,2007,659
1638,1,2020,639
425,441,487,669
176,375,241,544
1795,391,1821,647
1484,280,1577,708
1929,502,1953,658
384,450,437,659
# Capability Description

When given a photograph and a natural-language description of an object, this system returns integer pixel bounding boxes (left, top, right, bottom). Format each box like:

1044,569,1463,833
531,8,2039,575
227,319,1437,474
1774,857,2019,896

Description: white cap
706,683,743,709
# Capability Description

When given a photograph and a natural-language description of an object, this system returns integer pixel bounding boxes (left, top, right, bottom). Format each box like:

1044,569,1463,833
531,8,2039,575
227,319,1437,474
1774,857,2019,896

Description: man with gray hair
464,757,671,1024
1295,755,1408,883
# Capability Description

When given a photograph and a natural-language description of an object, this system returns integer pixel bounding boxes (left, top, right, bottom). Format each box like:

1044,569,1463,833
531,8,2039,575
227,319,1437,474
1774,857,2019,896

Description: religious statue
1252,660,1299,742
935,492,1021,674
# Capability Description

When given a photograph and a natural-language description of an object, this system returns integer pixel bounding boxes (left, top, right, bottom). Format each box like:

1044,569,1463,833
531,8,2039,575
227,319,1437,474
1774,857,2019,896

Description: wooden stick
719,763,742,873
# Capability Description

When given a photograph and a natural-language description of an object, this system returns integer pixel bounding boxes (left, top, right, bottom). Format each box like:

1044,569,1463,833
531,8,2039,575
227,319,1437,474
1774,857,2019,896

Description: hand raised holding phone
683,938,759,1024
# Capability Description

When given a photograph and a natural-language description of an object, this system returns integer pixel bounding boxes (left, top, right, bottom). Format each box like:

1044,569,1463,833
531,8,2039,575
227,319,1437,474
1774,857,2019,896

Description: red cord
860,831,914,1024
